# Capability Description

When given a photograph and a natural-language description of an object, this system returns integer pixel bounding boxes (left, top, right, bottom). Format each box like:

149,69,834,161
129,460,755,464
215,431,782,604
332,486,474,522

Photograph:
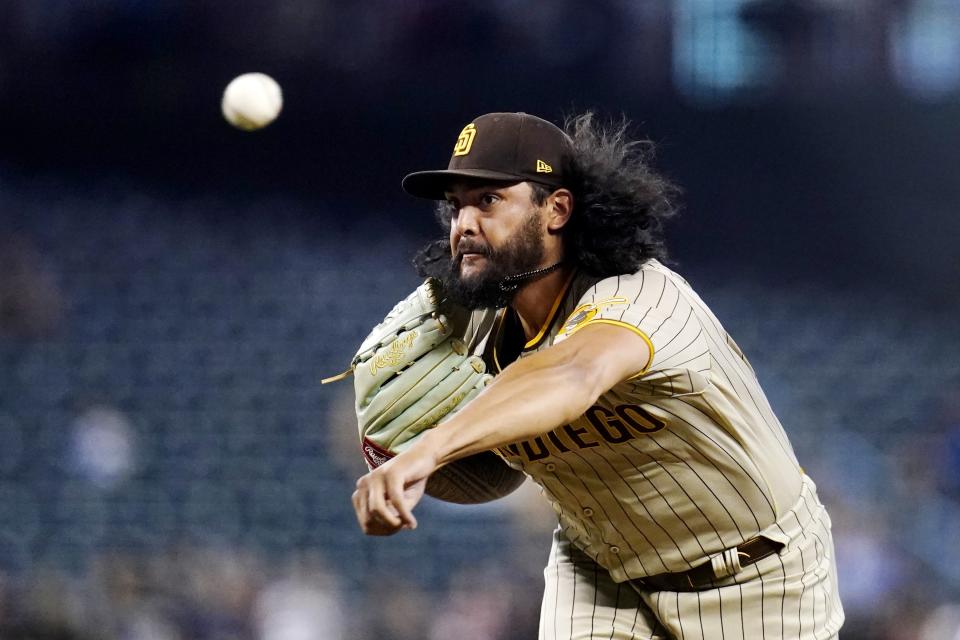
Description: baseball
221,72,283,131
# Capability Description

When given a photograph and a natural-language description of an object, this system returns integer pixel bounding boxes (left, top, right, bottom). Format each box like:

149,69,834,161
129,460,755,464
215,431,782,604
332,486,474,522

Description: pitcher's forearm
419,322,652,466
422,350,605,465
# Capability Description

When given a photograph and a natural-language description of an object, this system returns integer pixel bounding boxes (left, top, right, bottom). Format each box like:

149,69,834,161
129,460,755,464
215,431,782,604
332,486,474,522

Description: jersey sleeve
553,270,711,397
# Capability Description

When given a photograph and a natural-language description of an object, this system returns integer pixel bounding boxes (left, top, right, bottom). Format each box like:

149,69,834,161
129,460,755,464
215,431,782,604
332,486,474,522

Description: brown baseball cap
402,112,572,200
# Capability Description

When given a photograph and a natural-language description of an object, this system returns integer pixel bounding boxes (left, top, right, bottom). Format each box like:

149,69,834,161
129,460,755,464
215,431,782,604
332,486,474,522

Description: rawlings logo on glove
368,331,419,376
361,438,394,469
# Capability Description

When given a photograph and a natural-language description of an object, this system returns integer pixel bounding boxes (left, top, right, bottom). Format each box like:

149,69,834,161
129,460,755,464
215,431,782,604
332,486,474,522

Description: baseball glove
351,278,493,471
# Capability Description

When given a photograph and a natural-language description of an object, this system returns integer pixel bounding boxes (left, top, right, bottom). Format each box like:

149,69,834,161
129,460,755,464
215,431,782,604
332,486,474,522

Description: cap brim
401,169,526,200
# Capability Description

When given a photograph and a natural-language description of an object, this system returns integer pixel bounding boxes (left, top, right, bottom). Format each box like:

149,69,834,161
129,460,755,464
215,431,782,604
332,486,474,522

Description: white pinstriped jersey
469,260,805,583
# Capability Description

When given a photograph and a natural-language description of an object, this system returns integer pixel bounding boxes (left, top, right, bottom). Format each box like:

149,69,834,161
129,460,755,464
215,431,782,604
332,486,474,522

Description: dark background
4,0,959,294
1,2,959,639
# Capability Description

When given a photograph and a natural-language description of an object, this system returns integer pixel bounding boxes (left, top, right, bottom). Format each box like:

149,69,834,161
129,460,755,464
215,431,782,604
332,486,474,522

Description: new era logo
536,159,553,173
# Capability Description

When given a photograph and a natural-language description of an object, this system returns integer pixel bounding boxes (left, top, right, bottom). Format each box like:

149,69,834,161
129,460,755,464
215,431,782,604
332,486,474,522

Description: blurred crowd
0,530,543,640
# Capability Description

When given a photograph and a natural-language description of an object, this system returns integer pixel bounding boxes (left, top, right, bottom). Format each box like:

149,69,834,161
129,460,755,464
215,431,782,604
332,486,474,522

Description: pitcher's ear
547,188,574,232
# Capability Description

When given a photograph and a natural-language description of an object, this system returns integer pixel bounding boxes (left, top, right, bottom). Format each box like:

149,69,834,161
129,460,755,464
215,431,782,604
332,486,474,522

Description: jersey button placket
545,462,556,472
582,507,594,518
609,545,620,555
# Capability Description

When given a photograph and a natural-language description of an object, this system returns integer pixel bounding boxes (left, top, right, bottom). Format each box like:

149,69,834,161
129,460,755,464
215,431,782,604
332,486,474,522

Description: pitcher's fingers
366,477,402,529
386,477,417,530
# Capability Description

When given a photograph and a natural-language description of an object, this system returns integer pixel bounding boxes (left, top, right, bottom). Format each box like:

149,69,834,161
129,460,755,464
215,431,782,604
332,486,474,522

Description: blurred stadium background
1,1,959,638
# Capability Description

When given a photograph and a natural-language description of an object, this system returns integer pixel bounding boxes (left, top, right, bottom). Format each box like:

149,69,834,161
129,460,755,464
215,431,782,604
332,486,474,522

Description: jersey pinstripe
476,260,806,582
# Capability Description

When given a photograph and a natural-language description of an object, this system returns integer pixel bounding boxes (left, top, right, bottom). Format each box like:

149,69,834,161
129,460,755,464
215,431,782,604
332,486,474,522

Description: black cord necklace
499,261,564,292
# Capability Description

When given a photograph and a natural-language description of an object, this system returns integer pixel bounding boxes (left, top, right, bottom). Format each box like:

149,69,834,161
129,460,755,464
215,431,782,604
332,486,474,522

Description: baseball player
352,112,844,639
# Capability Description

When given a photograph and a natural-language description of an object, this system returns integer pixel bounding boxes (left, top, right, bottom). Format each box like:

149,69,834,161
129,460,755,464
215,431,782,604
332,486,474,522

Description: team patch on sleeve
557,297,629,339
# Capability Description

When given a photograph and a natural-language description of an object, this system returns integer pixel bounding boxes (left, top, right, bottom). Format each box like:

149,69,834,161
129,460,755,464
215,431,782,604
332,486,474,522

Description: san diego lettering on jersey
499,402,666,462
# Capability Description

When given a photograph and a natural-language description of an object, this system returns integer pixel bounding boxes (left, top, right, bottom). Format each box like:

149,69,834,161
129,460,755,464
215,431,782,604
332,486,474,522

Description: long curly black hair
413,112,679,279
557,112,679,276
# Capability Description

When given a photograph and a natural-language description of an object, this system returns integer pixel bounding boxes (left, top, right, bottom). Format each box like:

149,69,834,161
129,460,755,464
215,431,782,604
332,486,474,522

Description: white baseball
221,73,283,131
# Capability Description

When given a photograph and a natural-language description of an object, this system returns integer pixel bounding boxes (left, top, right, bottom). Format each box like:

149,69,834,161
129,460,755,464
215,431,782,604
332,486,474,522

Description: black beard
412,212,545,310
